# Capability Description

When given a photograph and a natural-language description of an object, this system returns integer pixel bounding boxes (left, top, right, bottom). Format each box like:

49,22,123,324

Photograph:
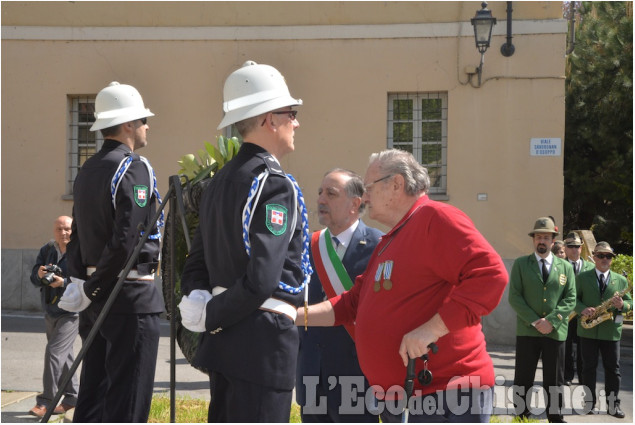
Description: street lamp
470,2,497,86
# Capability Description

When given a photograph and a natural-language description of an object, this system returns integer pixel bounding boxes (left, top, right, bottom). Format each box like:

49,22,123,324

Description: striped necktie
599,273,607,295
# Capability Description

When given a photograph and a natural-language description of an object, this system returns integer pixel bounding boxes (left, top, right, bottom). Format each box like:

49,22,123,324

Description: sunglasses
594,253,614,260
272,110,298,120
261,110,298,126
566,245,581,249
139,117,147,125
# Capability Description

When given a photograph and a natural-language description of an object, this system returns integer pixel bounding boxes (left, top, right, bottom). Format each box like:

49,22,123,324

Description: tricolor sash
311,228,355,338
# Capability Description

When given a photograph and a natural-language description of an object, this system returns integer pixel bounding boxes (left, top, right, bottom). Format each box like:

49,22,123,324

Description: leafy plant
161,134,242,372
611,254,633,279
177,135,241,186
611,254,633,321
564,1,633,254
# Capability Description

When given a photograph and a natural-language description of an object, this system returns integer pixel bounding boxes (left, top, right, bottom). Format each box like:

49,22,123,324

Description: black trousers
512,336,565,421
579,337,621,409
564,317,583,383
208,370,292,422
73,311,160,422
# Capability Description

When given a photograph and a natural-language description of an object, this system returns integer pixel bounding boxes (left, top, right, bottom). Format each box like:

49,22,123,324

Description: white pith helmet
90,82,154,131
217,61,302,130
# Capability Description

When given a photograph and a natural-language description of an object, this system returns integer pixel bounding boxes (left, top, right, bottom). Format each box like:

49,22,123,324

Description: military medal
374,262,384,292
383,260,394,290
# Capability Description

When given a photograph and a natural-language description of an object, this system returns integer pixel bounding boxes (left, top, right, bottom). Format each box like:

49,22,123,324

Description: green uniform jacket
575,270,632,341
571,258,595,275
509,254,576,341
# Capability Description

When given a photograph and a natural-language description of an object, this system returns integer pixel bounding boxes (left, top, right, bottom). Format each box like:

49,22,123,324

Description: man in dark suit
296,168,382,422
575,241,631,418
508,217,576,423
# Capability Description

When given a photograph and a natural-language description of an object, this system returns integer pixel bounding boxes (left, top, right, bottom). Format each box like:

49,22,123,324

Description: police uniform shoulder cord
111,155,164,240
242,170,313,327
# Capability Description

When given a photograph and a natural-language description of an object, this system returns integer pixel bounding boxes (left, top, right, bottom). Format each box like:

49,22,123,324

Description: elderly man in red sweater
298,149,508,422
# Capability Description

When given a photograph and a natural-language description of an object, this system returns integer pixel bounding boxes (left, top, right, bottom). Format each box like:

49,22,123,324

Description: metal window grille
68,96,102,195
387,93,448,194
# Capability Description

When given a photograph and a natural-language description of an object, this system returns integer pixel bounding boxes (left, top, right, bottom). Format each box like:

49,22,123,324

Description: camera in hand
41,264,63,286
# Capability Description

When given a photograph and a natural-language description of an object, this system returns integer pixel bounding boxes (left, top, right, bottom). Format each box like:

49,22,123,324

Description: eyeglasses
566,245,581,249
272,110,298,120
364,174,393,191
139,117,147,125
261,110,298,126
594,253,614,260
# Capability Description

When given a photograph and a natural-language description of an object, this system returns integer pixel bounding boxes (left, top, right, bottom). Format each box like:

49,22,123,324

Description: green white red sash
311,228,355,338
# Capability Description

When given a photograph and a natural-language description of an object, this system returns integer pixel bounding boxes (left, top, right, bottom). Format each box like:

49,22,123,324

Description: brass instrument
580,272,632,329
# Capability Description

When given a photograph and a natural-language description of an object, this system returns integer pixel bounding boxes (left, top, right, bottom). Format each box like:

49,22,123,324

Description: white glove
58,278,92,312
179,289,213,333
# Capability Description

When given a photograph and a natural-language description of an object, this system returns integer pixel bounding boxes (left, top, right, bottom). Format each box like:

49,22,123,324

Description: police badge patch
134,185,148,207
266,204,287,236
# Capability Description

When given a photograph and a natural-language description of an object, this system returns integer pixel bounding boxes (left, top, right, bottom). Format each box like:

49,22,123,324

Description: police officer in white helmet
60,82,164,422
179,61,310,422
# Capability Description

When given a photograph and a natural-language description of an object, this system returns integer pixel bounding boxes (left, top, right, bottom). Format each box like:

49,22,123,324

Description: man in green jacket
575,241,631,419
509,217,576,423
563,232,595,386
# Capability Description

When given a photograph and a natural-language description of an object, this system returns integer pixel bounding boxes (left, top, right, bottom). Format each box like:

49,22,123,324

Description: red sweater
331,195,508,396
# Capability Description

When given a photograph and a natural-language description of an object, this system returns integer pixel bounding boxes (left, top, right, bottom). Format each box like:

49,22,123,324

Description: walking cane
402,343,438,423
41,175,190,423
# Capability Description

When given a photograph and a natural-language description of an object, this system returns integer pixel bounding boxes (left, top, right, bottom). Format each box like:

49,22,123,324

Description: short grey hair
368,149,430,196
234,114,262,137
325,168,366,214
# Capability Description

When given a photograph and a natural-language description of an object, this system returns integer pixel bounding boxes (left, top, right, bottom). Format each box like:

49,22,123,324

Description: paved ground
1,310,632,423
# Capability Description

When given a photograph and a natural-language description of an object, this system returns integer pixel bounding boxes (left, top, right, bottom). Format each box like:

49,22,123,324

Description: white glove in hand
58,279,92,312
179,289,213,333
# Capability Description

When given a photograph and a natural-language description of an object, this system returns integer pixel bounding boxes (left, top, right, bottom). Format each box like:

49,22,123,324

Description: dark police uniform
181,142,304,422
67,139,164,422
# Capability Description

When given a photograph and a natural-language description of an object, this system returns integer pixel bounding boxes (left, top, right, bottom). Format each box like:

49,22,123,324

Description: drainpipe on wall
565,1,576,55
500,1,515,57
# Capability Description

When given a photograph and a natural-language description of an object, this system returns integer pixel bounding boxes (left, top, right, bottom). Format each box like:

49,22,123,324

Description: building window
387,93,448,195
67,96,102,195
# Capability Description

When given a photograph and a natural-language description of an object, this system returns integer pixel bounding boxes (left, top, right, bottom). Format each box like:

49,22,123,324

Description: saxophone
580,272,632,329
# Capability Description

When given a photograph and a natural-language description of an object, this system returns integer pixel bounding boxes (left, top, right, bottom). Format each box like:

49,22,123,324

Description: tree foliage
564,1,633,254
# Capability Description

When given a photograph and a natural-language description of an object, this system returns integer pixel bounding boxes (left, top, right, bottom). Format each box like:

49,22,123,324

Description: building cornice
2,20,567,41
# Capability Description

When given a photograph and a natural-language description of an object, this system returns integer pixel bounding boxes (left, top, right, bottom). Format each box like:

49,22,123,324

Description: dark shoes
585,405,625,419
53,403,75,414
28,405,47,417
609,405,626,419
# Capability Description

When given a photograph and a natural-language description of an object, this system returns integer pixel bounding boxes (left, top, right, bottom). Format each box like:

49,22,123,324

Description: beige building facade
1,1,566,344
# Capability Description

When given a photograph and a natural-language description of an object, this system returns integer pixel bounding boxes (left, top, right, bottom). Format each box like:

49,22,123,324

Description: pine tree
564,1,633,254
